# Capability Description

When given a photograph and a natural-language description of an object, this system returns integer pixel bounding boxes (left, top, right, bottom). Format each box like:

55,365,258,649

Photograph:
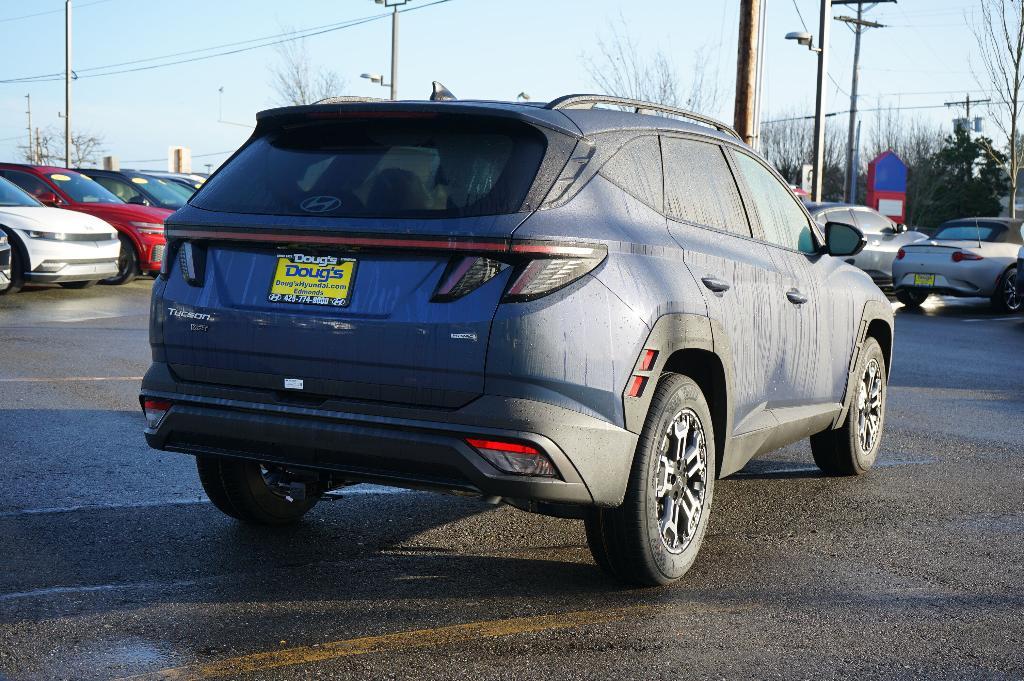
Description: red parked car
0,163,171,283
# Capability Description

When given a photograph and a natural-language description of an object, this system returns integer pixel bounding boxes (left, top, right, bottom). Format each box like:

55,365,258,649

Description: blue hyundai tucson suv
141,90,894,586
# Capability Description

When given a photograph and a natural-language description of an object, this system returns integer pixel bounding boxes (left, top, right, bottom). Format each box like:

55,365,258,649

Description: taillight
896,248,906,260
465,437,557,477
142,397,172,428
501,242,607,302
952,251,983,262
432,256,506,301
178,241,206,285
430,241,608,303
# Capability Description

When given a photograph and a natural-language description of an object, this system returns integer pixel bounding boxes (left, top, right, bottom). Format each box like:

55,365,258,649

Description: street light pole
390,4,398,101
811,0,831,203
65,0,72,167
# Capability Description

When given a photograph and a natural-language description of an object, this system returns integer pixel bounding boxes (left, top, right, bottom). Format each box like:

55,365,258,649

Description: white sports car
0,177,119,294
892,217,1023,313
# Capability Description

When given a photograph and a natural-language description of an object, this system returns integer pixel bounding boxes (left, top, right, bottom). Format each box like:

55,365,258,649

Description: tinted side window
733,152,816,253
852,209,892,233
598,135,663,212
93,176,142,203
0,170,52,199
662,137,751,237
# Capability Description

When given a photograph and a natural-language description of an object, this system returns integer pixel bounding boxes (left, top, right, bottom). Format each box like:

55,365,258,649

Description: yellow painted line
119,605,649,680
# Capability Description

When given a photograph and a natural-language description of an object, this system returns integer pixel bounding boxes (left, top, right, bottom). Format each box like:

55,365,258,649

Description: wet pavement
1,281,1022,680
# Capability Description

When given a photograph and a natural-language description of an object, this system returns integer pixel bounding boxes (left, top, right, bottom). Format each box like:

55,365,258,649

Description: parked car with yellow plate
892,217,1023,312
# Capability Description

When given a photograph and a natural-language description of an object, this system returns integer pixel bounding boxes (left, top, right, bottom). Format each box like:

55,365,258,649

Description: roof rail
545,94,741,141
312,95,389,104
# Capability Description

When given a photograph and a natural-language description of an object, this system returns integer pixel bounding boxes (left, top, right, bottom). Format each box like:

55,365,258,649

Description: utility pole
945,94,991,128
734,0,763,146
833,1,892,204
25,95,33,164
64,0,72,168
811,0,832,203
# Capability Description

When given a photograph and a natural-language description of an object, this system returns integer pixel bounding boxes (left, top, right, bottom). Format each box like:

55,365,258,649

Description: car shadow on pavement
0,488,638,626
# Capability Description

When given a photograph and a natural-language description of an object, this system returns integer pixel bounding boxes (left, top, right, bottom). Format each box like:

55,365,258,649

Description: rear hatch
159,106,578,409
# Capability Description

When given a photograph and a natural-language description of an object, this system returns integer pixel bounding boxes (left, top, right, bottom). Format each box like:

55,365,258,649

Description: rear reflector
627,375,647,398
639,349,657,371
465,438,557,477
142,398,172,428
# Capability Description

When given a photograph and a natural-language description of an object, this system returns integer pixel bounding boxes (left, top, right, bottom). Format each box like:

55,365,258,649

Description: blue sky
0,0,987,171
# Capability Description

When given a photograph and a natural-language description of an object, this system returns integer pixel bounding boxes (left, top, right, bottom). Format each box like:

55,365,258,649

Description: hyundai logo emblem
299,195,342,213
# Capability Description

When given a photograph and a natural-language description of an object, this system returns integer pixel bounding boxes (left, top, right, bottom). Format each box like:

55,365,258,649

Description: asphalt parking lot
1,281,1022,680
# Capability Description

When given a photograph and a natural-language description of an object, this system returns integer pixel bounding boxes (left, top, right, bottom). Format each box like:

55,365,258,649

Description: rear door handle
786,289,808,305
701,277,731,293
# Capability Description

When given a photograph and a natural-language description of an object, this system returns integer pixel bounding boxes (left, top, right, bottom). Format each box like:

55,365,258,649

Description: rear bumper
141,362,638,508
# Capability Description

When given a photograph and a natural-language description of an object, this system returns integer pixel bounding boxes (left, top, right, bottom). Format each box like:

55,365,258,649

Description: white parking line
0,486,411,518
0,579,202,602
0,376,144,383
961,316,1021,323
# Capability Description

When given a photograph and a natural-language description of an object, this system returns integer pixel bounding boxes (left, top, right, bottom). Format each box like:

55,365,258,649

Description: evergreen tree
929,127,1009,225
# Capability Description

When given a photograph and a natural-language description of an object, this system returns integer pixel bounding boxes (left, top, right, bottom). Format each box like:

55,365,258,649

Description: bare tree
760,110,845,198
973,0,1024,217
269,31,345,106
866,106,946,226
582,17,720,112
18,127,105,167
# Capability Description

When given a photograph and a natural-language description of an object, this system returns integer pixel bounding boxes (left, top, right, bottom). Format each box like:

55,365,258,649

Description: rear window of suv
193,118,547,219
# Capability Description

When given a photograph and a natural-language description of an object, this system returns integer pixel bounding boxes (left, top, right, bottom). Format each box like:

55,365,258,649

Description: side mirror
37,191,62,206
896,222,908,233
825,221,867,257
127,195,150,206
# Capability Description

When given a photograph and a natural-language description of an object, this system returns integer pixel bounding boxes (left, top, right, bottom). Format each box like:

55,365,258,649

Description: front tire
991,266,1020,313
895,288,928,308
585,374,715,586
0,242,25,295
102,235,139,285
196,456,319,526
810,337,887,475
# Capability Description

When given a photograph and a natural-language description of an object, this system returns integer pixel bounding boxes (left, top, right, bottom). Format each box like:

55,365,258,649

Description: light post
360,72,391,94
374,0,410,101
785,0,831,203
65,0,72,167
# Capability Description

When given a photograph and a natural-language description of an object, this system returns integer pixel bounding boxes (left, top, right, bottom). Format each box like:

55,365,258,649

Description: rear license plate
912,273,936,287
268,253,356,307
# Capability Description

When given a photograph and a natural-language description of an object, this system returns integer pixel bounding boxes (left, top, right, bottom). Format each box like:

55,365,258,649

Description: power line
791,0,810,32
0,0,454,84
762,102,952,125
0,0,114,24
122,149,237,164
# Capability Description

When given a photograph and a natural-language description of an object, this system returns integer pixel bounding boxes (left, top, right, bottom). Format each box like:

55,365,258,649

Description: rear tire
584,374,715,586
59,280,98,289
895,288,928,308
991,266,1020,313
102,235,138,285
810,337,887,476
196,456,319,526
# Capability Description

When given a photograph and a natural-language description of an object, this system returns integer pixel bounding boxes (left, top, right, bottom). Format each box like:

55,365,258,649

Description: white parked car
0,177,119,294
892,217,1023,312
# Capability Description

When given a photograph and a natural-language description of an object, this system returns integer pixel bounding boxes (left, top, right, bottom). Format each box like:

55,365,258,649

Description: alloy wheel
856,358,883,453
654,408,708,554
1004,270,1021,312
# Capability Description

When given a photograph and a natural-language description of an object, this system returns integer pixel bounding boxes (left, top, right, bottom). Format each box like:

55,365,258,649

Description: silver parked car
805,202,927,290
892,217,1023,312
